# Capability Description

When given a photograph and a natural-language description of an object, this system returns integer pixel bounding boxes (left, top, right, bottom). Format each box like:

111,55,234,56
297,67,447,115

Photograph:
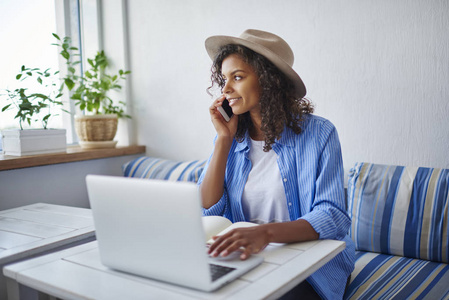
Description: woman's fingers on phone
210,95,226,115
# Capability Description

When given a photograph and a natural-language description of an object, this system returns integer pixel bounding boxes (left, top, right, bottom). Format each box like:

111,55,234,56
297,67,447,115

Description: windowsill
0,145,146,171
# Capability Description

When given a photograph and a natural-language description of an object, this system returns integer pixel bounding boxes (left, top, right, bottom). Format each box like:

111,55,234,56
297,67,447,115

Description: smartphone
217,99,234,122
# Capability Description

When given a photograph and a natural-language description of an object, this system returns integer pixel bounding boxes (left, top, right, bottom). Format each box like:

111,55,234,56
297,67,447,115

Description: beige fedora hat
205,29,306,98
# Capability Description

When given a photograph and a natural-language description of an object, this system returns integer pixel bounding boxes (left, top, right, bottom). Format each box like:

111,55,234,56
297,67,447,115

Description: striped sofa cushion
122,156,206,183
347,162,449,263
345,251,449,299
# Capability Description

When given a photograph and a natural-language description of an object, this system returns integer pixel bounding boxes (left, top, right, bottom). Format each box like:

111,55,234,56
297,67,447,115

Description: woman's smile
228,97,242,106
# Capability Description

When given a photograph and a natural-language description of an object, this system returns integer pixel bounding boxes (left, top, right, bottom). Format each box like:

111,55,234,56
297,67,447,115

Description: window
0,0,61,130
0,1,89,149
0,0,127,150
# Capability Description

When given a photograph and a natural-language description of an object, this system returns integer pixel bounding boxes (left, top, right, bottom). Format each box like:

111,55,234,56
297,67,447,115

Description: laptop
86,175,263,292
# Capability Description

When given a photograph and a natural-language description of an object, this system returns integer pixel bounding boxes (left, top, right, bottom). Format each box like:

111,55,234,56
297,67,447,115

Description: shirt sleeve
197,139,228,217
299,121,351,240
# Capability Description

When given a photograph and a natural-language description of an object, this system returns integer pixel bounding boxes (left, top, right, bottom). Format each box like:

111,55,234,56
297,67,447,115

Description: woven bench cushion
345,251,449,300
122,156,206,183
348,162,449,263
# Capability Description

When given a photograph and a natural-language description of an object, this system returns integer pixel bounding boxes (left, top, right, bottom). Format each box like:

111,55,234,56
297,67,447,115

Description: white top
241,139,290,224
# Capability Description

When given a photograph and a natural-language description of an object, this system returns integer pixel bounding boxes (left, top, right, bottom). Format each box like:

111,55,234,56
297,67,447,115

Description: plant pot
74,114,118,149
1,129,67,156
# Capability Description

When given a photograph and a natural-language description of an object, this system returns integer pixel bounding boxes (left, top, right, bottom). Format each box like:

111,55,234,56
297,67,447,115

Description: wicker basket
75,114,118,142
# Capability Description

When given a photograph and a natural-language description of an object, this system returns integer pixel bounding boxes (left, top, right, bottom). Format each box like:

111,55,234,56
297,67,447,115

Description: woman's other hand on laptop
208,220,319,260
208,226,271,260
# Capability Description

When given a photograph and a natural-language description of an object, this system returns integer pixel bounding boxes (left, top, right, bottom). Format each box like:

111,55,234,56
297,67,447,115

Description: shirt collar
234,126,295,152
235,131,251,152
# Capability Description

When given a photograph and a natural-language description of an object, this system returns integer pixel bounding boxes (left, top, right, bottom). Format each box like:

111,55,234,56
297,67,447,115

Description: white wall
120,0,448,173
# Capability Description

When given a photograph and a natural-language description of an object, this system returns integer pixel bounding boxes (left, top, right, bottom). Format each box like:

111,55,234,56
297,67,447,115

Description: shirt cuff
202,192,227,216
300,209,337,240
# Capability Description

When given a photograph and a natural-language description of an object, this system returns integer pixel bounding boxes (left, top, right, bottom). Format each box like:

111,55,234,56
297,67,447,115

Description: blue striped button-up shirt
198,114,355,299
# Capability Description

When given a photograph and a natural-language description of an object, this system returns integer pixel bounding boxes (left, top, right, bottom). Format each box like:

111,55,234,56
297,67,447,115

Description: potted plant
1,65,67,156
54,34,131,149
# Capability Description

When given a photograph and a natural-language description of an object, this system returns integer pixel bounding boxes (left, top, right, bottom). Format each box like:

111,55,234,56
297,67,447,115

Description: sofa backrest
123,156,206,183
347,162,449,263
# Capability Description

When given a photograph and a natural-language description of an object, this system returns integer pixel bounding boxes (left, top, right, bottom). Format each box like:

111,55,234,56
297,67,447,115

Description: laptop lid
86,175,263,292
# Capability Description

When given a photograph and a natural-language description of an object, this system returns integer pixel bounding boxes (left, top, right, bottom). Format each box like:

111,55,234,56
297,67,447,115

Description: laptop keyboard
209,263,236,282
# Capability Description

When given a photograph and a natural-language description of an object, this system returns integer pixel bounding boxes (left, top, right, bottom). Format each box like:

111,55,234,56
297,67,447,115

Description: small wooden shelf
0,145,146,171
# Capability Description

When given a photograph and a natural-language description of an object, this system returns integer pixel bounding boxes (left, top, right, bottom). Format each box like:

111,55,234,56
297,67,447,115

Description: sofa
344,162,449,299
123,157,449,299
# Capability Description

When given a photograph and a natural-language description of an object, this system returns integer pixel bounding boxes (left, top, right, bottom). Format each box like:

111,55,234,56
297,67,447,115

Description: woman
198,29,355,299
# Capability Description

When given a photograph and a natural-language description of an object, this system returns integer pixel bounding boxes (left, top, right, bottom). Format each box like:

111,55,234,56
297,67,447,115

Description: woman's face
221,54,261,117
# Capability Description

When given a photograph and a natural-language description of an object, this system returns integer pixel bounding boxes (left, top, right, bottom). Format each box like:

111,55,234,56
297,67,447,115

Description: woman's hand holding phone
209,95,238,139
217,98,233,122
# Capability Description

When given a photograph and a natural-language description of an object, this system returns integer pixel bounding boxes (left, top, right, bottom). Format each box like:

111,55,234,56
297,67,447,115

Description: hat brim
205,35,306,98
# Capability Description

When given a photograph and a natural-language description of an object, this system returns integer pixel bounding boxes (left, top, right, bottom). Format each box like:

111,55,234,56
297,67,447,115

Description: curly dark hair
208,44,314,152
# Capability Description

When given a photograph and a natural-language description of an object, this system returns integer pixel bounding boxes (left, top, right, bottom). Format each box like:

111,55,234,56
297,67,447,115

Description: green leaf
21,65,25,71
43,114,51,122
68,67,76,74
2,104,12,112
61,50,70,60
52,33,61,40
33,93,48,99
37,77,43,84
16,74,22,80
71,93,81,100
85,71,92,79
64,78,75,90
100,81,109,90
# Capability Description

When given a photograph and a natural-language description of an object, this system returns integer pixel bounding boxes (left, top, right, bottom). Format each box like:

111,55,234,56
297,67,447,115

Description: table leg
5,277,20,300
38,292,58,300
6,277,55,300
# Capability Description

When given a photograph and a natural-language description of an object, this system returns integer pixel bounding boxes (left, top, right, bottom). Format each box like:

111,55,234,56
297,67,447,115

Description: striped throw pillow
122,157,206,183
347,162,449,263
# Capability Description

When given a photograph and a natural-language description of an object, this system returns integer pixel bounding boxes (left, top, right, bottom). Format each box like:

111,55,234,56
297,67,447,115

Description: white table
4,238,345,300
0,203,95,300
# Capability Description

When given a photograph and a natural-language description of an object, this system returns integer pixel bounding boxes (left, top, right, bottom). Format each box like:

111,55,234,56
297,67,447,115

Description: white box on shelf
1,129,67,156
